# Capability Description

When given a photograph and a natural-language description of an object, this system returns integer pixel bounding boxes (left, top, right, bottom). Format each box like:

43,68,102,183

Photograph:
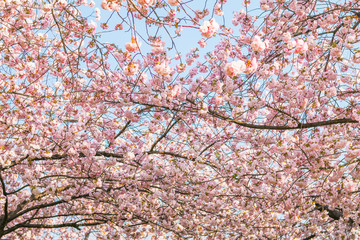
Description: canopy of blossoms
0,0,360,239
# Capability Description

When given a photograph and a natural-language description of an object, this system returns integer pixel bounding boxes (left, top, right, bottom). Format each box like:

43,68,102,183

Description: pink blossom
330,47,342,58
168,85,182,98
124,151,135,160
225,60,246,77
345,34,356,48
115,24,123,30
213,95,223,105
343,178,357,192
124,63,139,76
198,38,207,48
95,8,101,20
100,23,108,29
282,32,292,42
287,40,296,50
168,0,180,6
88,0,95,8
353,52,360,63
214,4,224,16
260,0,269,10
151,39,165,54
195,9,209,19
152,46,164,54
68,147,77,155
326,86,337,97
175,26,182,34
251,36,266,52
244,57,258,73
243,0,250,7
101,0,110,10
154,62,172,76
55,52,67,63
307,35,316,49
88,20,97,34
200,18,219,38
176,64,186,73
125,37,141,52
42,3,52,12
138,0,155,7
346,34,356,43
294,39,308,54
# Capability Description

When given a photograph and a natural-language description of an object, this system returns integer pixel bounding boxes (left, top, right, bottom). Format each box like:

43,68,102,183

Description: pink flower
196,9,209,19
169,85,182,98
88,0,95,8
115,24,123,30
56,52,67,63
152,46,164,54
168,0,180,6
251,36,266,52
100,23,108,29
353,52,360,63
244,58,258,73
88,21,97,34
326,86,337,97
214,4,224,16
343,178,357,192
138,0,155,7
176,64,186,73
125,37,141,52
282,32,292,42
124,151,135,160
260,0,269,10
307,35,316,49
154,62,172,76
43,4,52,12
151,39,165,54
101,0,110,10
294,39,308,54
213,95,223,105
68,147,77,155
346,34,356,43
200,18,219,38
175,26,182,34
330,47,342,58
124,63,139,76
198,38,207,48
225,60,246,77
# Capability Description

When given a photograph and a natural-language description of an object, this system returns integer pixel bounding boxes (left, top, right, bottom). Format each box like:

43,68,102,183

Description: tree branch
113,120,131,141
150,117,179,152
7,194,89,224
0,172,8,237
209,111,357,130
4,220,106,235
302,234,316,240
314,203,343,220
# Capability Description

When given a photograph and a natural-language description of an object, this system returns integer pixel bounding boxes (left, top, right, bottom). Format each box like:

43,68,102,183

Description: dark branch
302,234,316,240
0,173,8,237
4,220,106,235
210,111,358,130
315,203,342,220
150,117,179,152
113,120,131,141
148,150,191,160
7,194,89,224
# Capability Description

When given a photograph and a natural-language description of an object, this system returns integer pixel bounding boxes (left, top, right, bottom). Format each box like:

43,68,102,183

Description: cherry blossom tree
1,0,360,239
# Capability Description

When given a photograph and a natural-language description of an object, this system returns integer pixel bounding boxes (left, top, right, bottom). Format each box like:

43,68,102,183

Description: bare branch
209,111,358,130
